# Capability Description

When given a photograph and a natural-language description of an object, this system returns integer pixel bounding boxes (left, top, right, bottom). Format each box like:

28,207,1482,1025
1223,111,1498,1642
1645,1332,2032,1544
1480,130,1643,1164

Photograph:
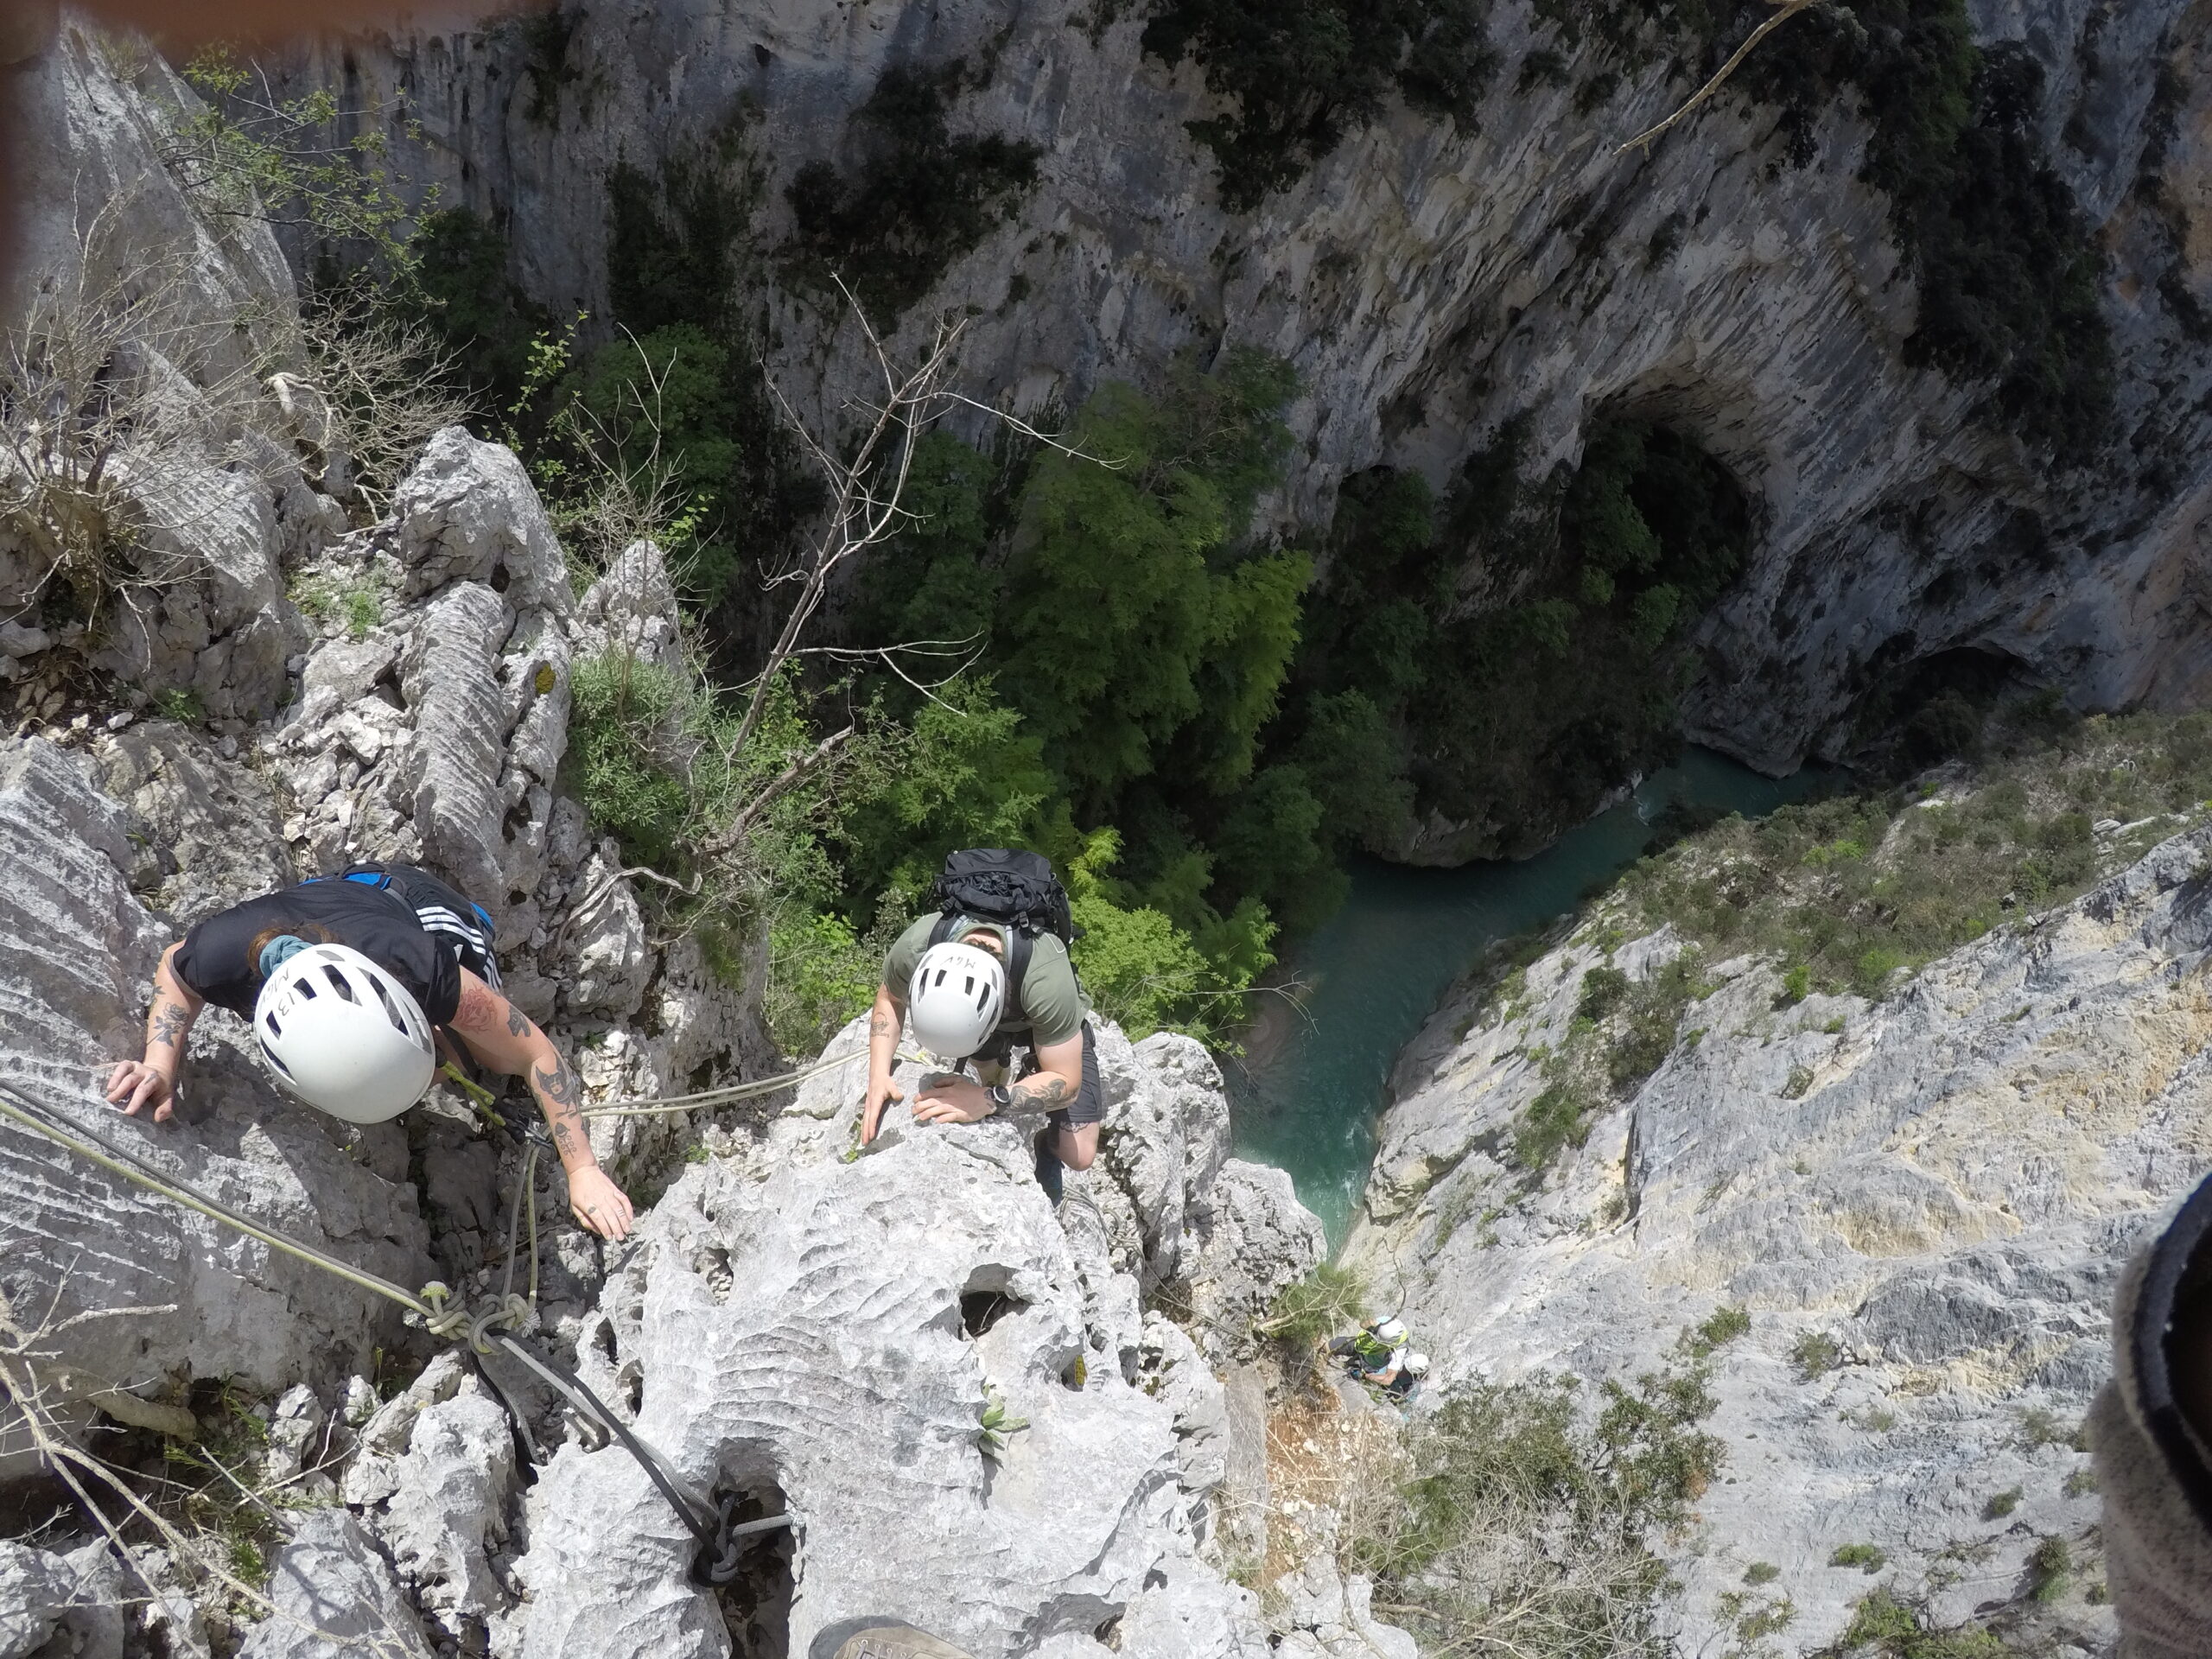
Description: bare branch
702,724,856,857
1615,0,1821,156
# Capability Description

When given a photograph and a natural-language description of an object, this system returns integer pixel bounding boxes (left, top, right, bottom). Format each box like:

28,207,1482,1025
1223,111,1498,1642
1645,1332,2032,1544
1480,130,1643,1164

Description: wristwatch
986,1084,1013,1115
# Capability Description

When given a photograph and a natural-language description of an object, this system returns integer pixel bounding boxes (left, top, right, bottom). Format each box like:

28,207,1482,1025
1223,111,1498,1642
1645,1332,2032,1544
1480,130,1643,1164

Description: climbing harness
0,1081,790,1586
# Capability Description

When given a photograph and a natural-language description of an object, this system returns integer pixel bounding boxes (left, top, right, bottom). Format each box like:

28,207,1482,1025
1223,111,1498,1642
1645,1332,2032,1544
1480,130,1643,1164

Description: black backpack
925,849,1076,1026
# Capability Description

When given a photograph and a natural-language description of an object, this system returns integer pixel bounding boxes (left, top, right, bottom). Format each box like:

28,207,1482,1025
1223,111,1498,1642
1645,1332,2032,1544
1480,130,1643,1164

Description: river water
1225,748,1834,1245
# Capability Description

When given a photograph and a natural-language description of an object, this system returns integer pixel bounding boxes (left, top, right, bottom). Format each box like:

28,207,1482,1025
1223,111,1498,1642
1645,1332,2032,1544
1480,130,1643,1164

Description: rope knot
417,1281,473,1341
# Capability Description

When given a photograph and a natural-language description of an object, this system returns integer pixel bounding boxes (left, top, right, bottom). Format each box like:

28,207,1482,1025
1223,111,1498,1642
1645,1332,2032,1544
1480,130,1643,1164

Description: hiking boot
1033,1132,1065,1205
829,1625,976,1659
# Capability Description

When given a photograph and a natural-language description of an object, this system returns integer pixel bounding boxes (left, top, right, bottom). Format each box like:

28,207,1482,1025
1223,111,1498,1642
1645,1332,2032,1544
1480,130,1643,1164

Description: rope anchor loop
695,1491,795,1587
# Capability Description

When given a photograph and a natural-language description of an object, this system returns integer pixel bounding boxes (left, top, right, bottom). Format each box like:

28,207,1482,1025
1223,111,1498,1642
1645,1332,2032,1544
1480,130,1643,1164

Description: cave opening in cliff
1291,416,1756,863
705,1479,796,1659
1846,643,2044,774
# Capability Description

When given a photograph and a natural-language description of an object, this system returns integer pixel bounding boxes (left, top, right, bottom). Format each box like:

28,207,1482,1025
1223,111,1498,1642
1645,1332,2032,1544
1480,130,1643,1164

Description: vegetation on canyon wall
1145,0,2111,454
183,0,2123,1052
1453,702,2212,1175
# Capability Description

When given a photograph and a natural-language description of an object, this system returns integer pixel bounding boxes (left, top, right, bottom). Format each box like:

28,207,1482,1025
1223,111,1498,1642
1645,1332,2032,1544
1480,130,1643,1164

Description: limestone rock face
281,0,2212,849
501,1032,1317,1659
0,1540,126,1659
2,21,312,723
236,1511,436,1659
1344,826,2212,1652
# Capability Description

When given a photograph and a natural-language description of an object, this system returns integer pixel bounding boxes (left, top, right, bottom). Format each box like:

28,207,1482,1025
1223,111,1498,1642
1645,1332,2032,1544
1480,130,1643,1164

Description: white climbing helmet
1402,1352,1431,1377
907,940,1006,1059
1373,1317,1408,1345
252,944,436,1124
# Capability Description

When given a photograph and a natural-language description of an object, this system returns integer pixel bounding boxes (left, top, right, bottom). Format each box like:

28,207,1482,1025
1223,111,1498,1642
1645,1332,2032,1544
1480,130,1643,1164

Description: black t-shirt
172,880,463,1024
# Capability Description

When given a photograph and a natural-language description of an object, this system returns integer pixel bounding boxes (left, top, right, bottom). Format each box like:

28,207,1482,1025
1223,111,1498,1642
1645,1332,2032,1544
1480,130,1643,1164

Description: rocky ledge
1344,817,2212,1653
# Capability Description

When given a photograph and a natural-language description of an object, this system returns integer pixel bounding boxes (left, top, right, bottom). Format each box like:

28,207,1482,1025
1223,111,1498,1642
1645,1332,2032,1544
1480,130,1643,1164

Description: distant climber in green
102,861,636,1241
861,850,1100,1198
1331,1315,1408,1375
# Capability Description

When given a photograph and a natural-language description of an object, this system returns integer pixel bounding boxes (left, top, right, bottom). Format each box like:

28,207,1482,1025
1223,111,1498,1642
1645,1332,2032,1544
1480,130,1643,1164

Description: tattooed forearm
506,1002,531,1039
149,1000,192,1051
532,1055,590,1164
533,1056,582,1109
1005,1073,1072,1114
869,1009,896,1038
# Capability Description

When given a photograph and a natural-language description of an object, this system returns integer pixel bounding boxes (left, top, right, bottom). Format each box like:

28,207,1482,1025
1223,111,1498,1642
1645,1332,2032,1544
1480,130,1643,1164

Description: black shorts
978,1020,1103,1131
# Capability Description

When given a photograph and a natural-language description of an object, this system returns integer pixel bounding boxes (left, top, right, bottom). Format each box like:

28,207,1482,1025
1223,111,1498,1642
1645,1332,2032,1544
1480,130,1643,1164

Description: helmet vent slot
322,964,357,1002
367,975,408,1034
296,978,316,1000
259,1039,292,1078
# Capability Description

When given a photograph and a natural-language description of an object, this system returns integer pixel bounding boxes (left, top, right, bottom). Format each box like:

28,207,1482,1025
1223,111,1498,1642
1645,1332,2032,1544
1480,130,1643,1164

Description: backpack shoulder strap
1005,929,1033,1025
927,912,957,950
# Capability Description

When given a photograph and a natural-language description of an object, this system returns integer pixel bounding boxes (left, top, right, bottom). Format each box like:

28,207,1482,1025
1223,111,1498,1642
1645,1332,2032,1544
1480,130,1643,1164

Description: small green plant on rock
1789,1332,1842,1380
2028,1536,2070,1602
293,574,385,639
1744,1561,1780,1586
976,1385,1029,1460
1836,1589,2009,1659
2015,1405,2080,1450
1682,1305,1751,1358
1781,1064,1815,1100
1830,1542,1887,1573
1982,1486,2021,1521
1255,1262,1369,1349
149,688,206,724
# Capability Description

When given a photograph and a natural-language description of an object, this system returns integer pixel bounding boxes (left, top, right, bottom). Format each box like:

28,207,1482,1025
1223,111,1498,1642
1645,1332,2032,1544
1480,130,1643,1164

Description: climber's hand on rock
105,1059,176,1123
862,1072,904,1144
912,1075,991,1127
568,1166,634,1242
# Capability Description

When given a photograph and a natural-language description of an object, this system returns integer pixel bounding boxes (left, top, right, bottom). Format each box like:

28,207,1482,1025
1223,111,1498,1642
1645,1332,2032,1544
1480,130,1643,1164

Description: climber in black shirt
104,861,634,1241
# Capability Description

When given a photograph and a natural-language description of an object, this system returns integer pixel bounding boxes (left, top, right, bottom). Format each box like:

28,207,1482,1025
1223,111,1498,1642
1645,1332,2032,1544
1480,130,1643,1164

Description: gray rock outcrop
1344,823,2212,1652
2,20,315,725
236,1510,436,1659
0,1540,126,1659
500,1023,1326,1659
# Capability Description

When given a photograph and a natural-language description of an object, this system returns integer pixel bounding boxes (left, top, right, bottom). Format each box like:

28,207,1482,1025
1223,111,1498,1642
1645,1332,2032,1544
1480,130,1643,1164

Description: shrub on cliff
1612,709,2212,1002
1344,1348,1726,1659
1140,0,1497,209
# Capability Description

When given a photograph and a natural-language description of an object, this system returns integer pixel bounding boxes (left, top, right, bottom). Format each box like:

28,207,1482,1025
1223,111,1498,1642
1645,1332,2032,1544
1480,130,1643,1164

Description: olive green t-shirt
881,913,1089,1047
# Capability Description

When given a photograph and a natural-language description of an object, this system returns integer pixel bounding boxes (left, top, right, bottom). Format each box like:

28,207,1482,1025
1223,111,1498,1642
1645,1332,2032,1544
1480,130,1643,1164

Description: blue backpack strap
342,868,392,889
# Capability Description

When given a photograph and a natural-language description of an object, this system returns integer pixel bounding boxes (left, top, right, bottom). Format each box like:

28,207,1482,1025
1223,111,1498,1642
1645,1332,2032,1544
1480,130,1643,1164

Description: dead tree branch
1615,0,1821,156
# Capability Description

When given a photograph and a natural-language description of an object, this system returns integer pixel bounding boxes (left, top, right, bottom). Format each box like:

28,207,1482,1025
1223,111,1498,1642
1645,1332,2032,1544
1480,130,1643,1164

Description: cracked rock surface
1344,827,2212,1652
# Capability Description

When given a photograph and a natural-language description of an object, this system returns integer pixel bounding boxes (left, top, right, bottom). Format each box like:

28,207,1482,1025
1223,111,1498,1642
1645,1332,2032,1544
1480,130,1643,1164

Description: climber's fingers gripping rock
862,982,906,1144
568,1163,635,1242
105,1058,176,1122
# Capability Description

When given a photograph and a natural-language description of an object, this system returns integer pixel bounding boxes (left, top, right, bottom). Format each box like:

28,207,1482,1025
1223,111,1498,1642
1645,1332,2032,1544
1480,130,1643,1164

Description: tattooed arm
911,1027,1090,1169
862,982,906,1144
105,943,206,1123
448,969,634,1241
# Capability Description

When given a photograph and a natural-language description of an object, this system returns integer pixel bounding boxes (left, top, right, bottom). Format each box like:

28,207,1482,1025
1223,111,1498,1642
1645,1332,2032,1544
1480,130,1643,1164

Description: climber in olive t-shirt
102,861,635,1241
864,912,1101,1193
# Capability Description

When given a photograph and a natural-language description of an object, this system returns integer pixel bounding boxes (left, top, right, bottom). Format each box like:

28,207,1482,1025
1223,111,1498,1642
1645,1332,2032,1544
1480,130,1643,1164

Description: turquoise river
1227,747,1833,1244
